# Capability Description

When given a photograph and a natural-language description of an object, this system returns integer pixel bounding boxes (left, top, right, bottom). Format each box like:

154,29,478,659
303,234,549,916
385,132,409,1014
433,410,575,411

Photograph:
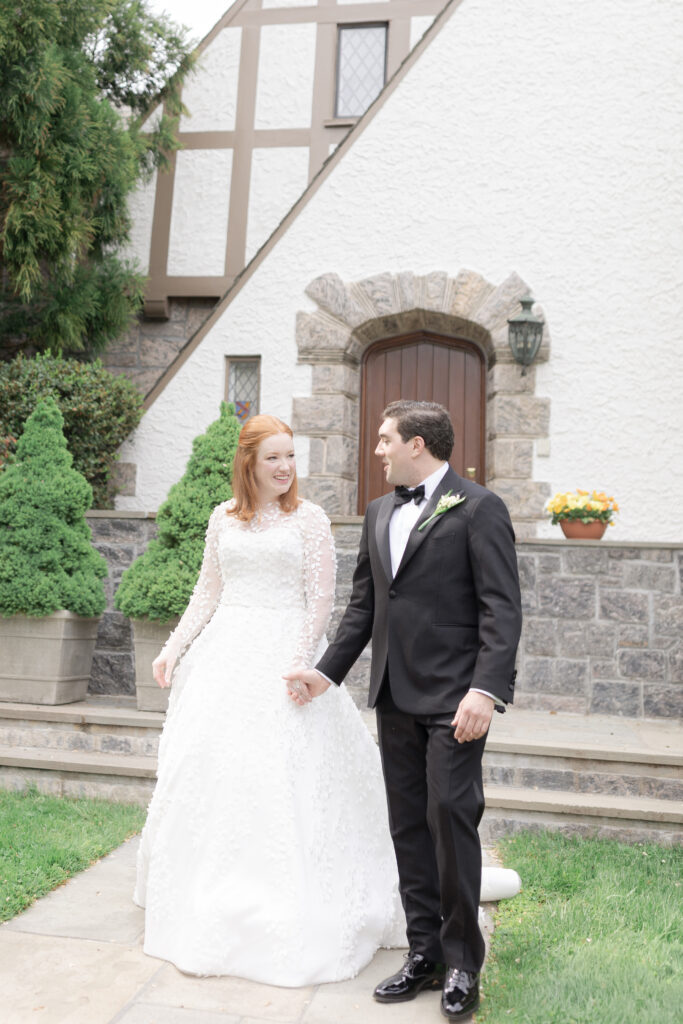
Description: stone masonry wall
86,513,683,722
86,512,158,696
515,540,683,719
103,298,217,398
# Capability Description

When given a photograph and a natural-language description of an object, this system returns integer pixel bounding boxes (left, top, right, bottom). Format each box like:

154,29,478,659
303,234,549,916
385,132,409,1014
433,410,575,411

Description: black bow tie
394,484,426,506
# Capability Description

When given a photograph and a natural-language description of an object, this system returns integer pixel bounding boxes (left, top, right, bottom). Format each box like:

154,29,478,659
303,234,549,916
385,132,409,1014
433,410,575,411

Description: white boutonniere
418,490,466,531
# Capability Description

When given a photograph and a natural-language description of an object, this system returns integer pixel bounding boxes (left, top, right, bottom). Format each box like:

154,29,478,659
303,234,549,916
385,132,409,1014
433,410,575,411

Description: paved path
1,837,498,1024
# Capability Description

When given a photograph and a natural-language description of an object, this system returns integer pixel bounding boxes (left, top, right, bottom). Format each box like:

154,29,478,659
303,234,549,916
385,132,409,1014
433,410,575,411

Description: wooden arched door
358,332,486,511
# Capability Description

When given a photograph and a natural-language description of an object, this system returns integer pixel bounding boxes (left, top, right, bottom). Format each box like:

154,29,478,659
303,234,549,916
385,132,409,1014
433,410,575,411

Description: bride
134,414,406,984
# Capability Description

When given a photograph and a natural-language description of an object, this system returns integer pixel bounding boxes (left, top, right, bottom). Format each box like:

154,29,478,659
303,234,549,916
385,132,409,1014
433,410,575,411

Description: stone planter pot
559,519,608,540
131,617,179,712
0,611,100,704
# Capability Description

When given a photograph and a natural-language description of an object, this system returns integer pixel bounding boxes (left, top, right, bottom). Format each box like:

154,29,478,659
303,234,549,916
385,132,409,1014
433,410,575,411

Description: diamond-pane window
226,358,260,423
336,24,387,118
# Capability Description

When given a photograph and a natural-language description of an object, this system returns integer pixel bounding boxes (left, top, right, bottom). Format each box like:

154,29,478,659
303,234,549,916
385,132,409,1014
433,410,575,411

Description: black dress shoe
441,967,479,1020
373,952,446,1003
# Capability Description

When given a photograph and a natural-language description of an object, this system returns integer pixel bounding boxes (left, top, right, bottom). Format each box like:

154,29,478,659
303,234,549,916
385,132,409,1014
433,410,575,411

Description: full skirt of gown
134,598,406,984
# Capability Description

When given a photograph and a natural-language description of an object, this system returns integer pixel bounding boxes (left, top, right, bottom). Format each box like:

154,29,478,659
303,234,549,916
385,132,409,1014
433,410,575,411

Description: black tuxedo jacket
317,468,522,715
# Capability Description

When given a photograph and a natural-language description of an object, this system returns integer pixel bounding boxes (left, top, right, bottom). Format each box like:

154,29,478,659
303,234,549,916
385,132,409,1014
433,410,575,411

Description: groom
287,400,522,1021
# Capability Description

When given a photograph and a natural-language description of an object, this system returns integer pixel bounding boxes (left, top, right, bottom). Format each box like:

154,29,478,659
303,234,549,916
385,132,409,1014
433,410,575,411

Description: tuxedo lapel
394,468,463,578
374,493,394,582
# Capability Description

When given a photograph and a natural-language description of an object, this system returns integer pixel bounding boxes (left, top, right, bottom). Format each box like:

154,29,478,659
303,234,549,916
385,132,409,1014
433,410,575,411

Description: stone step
0,700,163,758
484,785,682,824
0,719,161,758
4,745,676,820
483,708,683,801
481,787,683,846
1,702,681,842
2,743,681,845
482,754,682,802
485,732,682,767
0,745,156,778
0,746,156,805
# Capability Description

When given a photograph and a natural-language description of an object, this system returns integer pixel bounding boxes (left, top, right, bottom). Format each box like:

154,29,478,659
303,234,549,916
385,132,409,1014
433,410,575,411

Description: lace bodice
163,499,336,670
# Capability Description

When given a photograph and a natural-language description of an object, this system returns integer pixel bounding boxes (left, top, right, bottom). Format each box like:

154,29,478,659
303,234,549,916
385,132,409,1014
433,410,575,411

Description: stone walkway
0,837,498,1024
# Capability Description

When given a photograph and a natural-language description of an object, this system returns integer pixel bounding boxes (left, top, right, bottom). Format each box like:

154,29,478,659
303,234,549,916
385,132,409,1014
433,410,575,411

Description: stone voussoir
304,272,368,326
295,310,351,358
446,269,496,319
354,273,402,320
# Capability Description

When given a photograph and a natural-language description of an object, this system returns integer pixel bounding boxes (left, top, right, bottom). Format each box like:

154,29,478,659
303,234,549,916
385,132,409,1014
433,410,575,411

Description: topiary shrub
0,353,143,507
114,402,241,623
0,434,16,471
0,398,107,617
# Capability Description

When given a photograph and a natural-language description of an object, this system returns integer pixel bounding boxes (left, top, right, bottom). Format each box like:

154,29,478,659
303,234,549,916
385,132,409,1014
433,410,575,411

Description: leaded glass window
225,357,260,423
335,24,388,118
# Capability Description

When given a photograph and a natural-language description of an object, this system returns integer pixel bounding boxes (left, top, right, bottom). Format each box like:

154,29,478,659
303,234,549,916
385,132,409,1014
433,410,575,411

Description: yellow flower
546,487,619,525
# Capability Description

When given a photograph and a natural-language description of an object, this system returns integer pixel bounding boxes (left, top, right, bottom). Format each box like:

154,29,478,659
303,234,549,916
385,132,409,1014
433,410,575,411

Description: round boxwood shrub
0,353,143,507
114,402,241,623
0,398,107,617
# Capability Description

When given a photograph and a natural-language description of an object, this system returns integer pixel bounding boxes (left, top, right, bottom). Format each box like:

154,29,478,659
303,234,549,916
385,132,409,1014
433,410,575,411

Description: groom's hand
283,668,331,706
452,691,494,743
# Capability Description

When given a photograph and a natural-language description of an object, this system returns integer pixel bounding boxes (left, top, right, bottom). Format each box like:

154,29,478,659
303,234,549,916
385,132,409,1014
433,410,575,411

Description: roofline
138,0,252,129
193,0,253,52
143,0,465,411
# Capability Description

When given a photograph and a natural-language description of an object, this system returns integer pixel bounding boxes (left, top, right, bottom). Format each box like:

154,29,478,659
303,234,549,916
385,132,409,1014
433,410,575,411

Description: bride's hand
283,668,330,705
152,649,176,688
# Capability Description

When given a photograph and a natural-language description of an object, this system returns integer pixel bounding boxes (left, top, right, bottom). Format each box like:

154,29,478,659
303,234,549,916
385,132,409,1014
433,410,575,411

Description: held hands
152,648,177,689
451,691,494,743
282,667,331,706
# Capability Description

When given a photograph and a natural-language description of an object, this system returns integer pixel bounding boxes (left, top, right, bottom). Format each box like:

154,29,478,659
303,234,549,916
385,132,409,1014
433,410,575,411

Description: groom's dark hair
383,400,454,462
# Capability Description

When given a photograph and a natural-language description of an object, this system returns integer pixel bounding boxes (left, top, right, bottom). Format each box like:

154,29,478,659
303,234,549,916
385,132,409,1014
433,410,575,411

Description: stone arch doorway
293,268,551,536
358,332,486,510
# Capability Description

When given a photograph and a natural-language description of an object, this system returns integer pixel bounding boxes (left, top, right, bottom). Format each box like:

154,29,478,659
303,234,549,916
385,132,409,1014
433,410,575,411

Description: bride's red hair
227,415,299,522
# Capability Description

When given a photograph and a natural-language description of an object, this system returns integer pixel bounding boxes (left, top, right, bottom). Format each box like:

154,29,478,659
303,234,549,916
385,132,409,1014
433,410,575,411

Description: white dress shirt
389,463,449,576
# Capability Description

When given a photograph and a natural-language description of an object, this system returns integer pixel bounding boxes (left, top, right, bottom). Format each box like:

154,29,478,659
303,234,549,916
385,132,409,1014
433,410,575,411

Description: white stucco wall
167,149,233,275
410,15,435,48
120,171,157,275
179,26,241,133
119,0,683,543
246,146,311,262
254,24,317,130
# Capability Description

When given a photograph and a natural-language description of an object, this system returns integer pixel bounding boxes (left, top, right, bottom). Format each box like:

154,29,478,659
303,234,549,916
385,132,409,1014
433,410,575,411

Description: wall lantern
507,294,544,374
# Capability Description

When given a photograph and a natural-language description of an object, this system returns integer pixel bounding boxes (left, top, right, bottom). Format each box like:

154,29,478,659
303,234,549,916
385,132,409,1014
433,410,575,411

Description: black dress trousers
375,680,487,972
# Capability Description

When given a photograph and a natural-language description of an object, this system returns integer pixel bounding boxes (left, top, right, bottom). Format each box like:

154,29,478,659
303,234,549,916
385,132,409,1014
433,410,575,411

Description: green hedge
115,402,241,622
0,398,107,617
0,353,143,507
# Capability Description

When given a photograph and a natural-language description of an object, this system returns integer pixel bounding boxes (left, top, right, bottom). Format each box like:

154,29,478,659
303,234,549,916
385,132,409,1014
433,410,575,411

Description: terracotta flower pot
559,519,607,540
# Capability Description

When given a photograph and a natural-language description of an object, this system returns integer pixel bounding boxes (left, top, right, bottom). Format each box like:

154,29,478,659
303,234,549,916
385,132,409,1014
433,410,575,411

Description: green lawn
0,787,145,922
478,830,683,1024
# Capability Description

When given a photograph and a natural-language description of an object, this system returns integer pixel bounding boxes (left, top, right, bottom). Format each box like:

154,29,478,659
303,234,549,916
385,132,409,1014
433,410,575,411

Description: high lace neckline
246,499,289,530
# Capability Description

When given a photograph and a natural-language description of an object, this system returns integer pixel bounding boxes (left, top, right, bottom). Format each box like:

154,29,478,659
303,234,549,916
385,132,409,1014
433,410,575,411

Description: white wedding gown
134,498,406,984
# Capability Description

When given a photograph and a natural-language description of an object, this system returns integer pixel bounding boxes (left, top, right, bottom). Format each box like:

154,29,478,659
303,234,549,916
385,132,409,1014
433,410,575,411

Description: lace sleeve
163,504,225,663
293,501,337,668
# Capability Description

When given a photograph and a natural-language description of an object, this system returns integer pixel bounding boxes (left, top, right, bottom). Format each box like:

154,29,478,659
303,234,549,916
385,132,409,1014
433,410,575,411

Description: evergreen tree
0,0,195,357
0,397,107,617
115,403,241,622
